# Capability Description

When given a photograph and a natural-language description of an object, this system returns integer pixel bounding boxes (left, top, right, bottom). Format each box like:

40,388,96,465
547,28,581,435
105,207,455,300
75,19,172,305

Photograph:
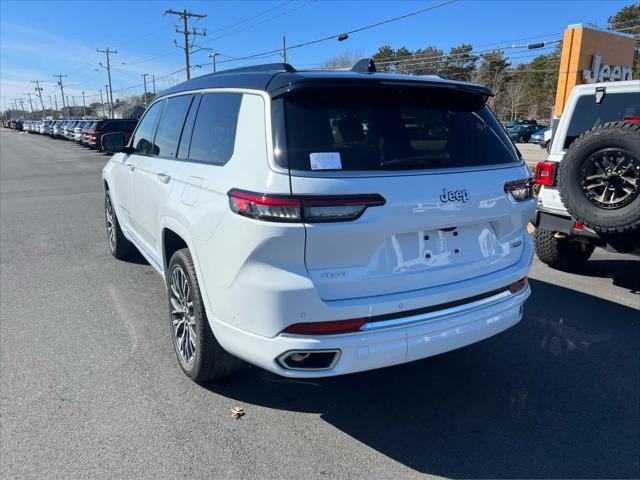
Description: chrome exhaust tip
277,349,340,371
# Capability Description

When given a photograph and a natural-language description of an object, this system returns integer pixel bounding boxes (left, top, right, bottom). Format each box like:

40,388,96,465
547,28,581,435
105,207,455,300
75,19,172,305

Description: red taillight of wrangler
624,116,640,123
535,162,557,186
228,189,386,223
508,277,528,294
283,318,366,335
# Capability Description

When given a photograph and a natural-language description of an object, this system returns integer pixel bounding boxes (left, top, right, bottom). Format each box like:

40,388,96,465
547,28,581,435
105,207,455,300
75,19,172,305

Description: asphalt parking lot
1,129,638,479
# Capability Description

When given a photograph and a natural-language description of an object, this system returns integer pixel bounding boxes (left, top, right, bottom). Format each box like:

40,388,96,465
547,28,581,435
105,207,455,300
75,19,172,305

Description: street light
208,52,219,73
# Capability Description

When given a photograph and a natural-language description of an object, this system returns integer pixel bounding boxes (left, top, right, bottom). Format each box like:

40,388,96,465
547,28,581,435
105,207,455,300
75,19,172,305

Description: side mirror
101,132,127,154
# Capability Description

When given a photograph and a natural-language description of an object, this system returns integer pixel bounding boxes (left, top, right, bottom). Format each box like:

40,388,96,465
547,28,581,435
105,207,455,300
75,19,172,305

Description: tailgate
292,166,533,300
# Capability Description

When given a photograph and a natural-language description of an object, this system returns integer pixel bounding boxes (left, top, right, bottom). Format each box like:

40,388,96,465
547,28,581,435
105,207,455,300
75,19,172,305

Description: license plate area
393,223,501,272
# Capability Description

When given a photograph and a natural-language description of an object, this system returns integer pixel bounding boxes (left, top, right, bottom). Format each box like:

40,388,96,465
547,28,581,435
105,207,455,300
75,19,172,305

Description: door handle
157,172,171,184
124,162,135,171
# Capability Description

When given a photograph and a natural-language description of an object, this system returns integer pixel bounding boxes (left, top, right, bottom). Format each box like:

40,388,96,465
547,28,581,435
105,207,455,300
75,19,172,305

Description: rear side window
564,92,640,149
177,94,201,159
278,87,520,172
154,95,193,158
188,93,242,165
131,101,163,155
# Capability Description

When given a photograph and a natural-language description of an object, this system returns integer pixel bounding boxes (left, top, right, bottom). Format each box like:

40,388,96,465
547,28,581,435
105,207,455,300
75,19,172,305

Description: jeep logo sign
582,55,633,83
439,188,469,203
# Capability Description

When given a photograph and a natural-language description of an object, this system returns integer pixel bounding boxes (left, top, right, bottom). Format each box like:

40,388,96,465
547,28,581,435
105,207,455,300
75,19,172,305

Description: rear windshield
276,87,520,172
564,92,640,149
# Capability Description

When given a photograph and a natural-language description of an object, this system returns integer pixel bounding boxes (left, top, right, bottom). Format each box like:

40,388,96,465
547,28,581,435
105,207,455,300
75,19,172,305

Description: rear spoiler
270,78,493,100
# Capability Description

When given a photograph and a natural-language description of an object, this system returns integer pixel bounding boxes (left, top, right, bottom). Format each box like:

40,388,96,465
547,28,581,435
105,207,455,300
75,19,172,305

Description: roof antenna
351,58,376,74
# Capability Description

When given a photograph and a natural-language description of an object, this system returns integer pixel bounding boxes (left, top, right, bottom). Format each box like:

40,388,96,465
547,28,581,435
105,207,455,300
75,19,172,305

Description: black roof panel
158,65,493,98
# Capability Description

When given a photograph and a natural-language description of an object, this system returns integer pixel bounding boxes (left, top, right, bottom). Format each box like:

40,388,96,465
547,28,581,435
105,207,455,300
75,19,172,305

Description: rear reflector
228,189,385,223
282,318,366,335
504,178,535,201
573,221,584,231
624,116,640,123
508,277,528,294
535,162,557,186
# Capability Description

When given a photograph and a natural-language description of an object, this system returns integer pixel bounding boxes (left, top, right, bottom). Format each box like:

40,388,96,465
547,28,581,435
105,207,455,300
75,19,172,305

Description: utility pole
152,75,156,94
97,48,117,119
31,80,46,119
208,52,219,73
99,89,104,116
164,9,207,80
81,91,86,118
54,95,58,112
53,74,67,117
105,85,111,119
25,92,35,119
19,99,25,117
140,73,149,106
282,35,287,63
66,96,70,117
47,96,53,117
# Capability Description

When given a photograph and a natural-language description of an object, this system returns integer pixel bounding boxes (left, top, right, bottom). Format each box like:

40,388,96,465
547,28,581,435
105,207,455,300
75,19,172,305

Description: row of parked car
504,120,550,145
2,118,138,151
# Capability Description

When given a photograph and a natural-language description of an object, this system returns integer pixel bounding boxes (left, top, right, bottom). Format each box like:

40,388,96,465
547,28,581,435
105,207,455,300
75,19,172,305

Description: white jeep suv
101,60,535,382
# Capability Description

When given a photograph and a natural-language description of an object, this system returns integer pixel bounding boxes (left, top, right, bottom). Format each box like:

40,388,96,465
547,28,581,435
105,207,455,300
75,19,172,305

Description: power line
196,0,316,47
214,0,459,66
207,0,293,36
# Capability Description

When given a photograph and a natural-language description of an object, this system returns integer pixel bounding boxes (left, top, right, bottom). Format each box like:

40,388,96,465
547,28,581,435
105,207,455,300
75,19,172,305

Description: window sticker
310,152,342,170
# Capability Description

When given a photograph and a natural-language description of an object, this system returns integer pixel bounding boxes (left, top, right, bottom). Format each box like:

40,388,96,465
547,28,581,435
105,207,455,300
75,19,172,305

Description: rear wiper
380,152,450,168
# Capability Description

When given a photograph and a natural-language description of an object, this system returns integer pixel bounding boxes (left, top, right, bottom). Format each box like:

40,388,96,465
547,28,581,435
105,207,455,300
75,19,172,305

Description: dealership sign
582,55,633,83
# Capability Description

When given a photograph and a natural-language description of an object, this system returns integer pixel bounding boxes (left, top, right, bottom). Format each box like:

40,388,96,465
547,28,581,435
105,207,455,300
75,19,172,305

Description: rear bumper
211,285,529,378
533,209,602,241
208,235,533,378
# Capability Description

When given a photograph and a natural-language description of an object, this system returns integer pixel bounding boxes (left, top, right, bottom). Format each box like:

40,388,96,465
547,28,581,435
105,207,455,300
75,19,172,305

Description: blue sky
1,0,635,108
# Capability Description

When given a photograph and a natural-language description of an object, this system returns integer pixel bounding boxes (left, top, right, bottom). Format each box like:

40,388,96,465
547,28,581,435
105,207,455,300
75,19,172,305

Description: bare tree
320,50,364,70
503,76,528,120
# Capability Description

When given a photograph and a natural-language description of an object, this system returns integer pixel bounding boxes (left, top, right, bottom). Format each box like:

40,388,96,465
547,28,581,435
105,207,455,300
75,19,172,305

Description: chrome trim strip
123,228,164,272
360,287,528,332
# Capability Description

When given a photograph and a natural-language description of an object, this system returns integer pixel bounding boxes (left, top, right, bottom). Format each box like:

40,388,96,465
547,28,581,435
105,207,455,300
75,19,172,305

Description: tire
534,228,595,271
517,135,524,143
167,248,242,382
557,121,640,233
104,191,133,259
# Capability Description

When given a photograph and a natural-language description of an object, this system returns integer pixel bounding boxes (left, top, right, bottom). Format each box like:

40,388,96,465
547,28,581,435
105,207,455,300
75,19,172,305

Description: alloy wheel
169,265,196,365
580,148,640,209
105,195,116,252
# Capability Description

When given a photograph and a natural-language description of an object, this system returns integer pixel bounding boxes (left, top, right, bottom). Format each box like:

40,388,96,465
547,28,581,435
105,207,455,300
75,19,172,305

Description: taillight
535,162,557,186
228,189,385,223
624,116,640,123
282,318,366,335
508,277,528,294
504,178,534,201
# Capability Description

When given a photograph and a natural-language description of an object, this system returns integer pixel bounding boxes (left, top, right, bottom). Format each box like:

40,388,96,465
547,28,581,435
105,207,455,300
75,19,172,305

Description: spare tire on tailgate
558,121,640,233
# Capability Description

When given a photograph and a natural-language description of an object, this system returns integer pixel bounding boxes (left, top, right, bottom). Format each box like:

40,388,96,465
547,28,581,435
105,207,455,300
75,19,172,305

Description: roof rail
217,63,297,74
351,58,376,74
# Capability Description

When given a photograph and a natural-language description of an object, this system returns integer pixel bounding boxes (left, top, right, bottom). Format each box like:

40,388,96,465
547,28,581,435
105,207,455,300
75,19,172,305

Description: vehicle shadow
121,248,149,266
204,279,639,478
580,259,640,294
